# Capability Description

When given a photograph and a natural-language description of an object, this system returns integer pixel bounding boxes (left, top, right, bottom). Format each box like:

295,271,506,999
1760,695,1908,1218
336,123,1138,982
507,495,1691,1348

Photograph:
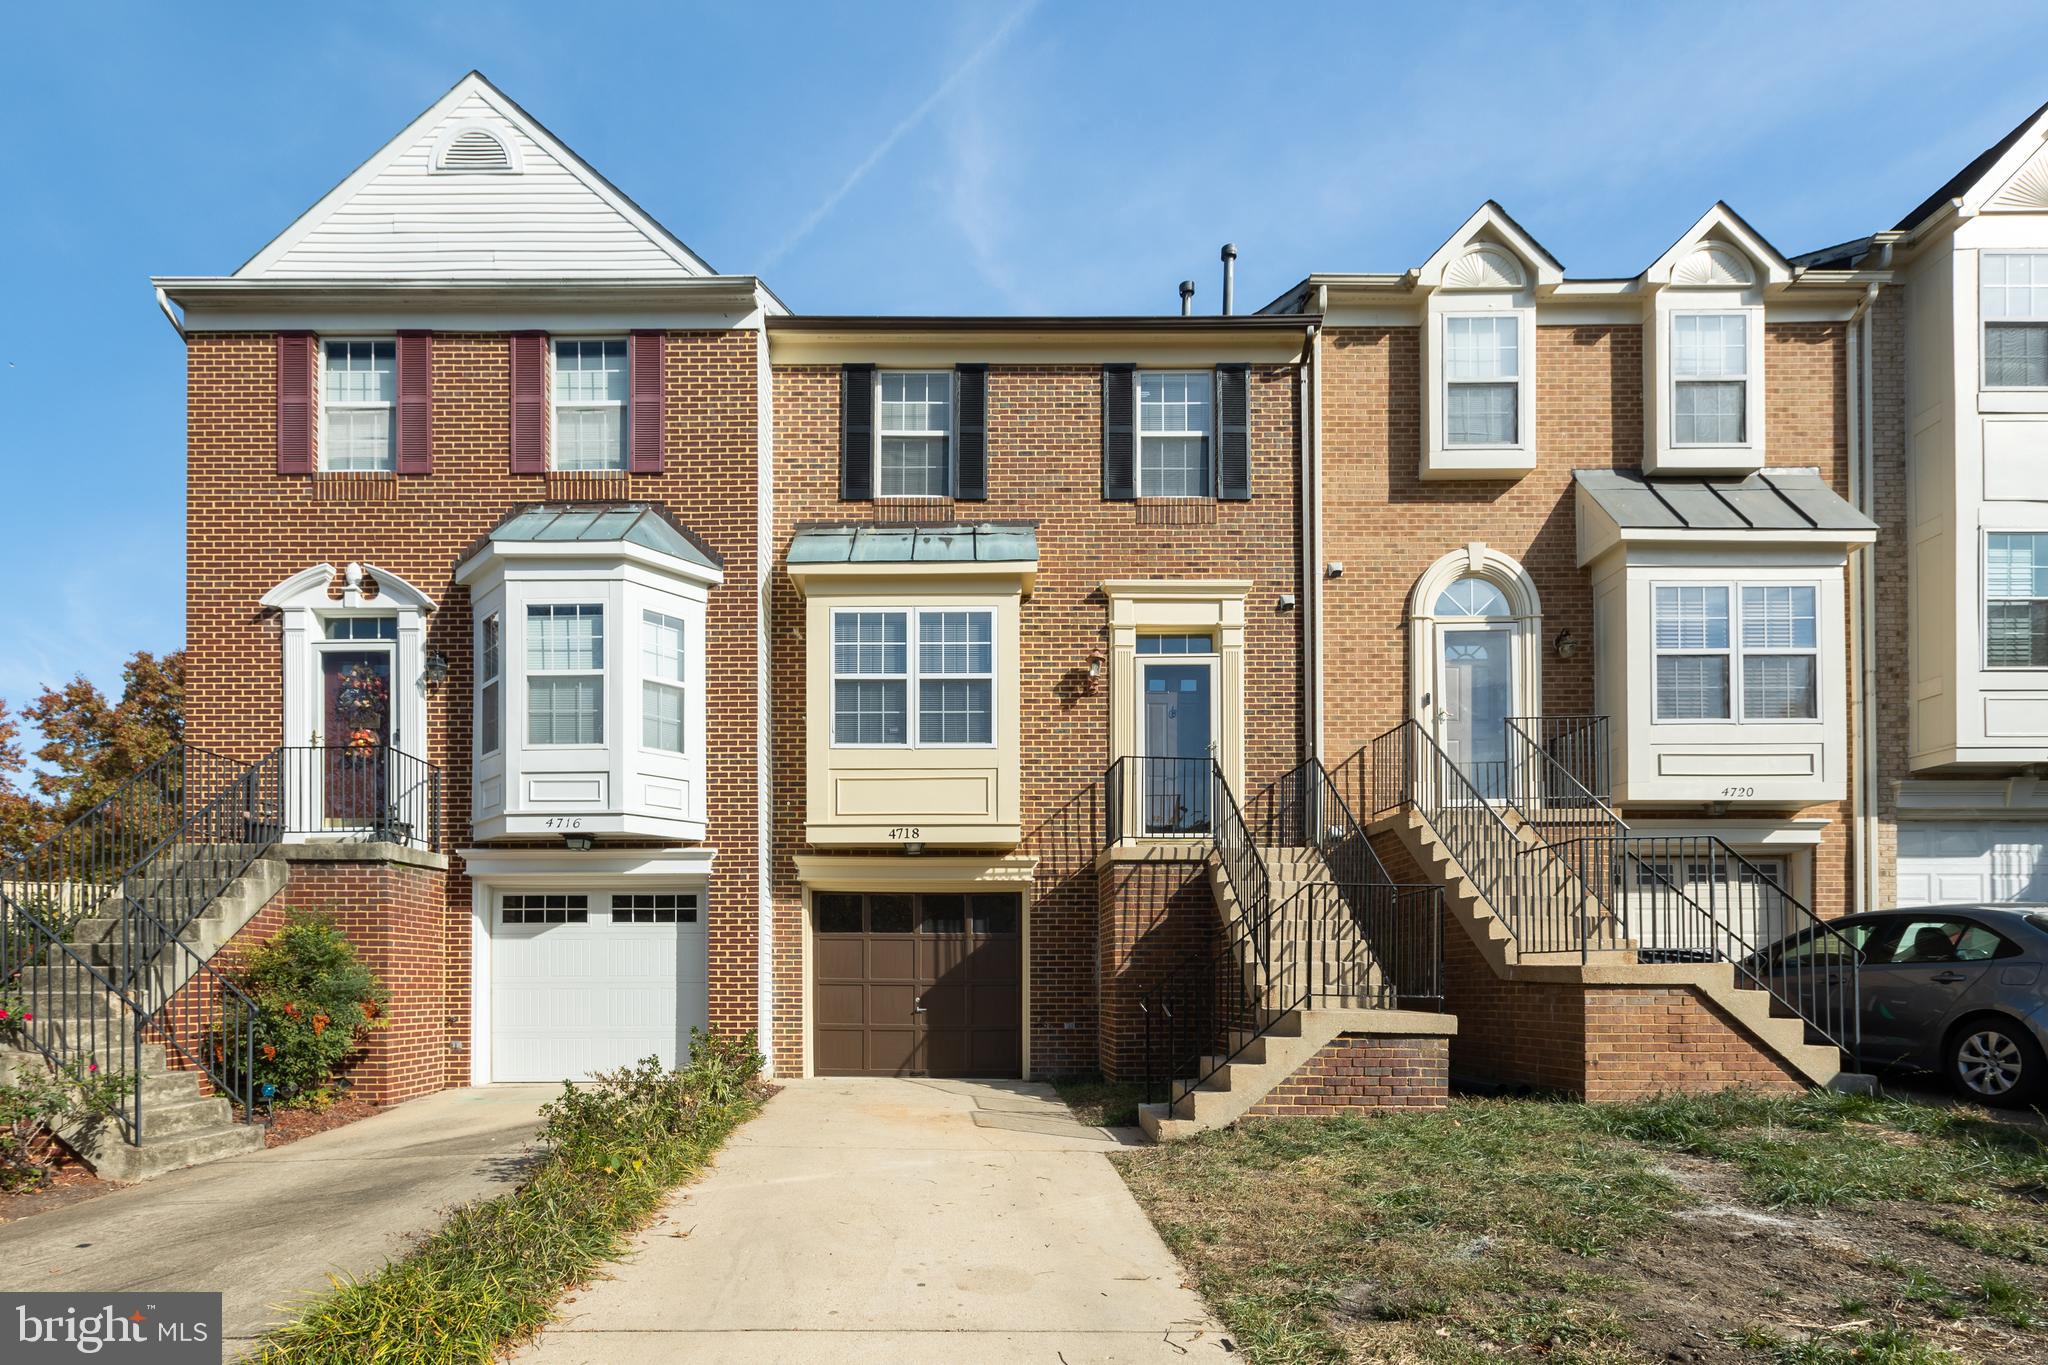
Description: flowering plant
217,911,388,1110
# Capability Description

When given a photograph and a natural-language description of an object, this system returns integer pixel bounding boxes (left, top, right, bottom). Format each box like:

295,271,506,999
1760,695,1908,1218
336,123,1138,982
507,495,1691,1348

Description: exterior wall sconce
1278,593,1297,611
1084,646,1105,693
564,834,594,851
904,841,925,856
1553,630,1578,660
1326,561,1344,578
423,651,451,688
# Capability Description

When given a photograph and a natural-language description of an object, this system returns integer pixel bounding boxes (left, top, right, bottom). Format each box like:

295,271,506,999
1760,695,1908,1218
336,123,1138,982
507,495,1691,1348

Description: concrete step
80,1119,265,1182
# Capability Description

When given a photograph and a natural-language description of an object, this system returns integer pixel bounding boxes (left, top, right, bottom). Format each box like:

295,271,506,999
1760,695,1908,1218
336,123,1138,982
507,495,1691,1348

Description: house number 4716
545,817,585,830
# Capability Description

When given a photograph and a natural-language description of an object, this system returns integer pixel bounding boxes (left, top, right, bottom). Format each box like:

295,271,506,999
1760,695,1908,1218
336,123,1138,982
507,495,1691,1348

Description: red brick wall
770,362,1306,1077
183,330,764,1081
1094,853,1220,1080
1244,1034,1449,1117
1320,323,1856,919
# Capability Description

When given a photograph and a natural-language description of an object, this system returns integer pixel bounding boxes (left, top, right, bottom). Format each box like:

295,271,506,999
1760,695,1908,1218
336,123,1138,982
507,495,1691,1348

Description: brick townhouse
18,69,2028,1177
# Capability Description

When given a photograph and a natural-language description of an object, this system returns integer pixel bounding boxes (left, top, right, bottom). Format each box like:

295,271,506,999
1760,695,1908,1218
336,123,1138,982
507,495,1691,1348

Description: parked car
1745,906,2048,1108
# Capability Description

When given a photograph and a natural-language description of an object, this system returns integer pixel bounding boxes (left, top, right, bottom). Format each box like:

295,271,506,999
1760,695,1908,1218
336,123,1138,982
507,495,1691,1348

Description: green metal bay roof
787,523,1039,567
488,504,722,572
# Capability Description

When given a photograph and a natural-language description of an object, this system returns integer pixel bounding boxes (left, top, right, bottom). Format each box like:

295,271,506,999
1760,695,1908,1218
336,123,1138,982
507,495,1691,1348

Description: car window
1876,917,2017,965
1774,918,1883,965
2029,912,2048,936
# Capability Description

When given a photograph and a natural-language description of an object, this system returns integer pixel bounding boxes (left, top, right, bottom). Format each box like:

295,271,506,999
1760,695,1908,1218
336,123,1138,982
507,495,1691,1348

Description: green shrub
227,910,389,1108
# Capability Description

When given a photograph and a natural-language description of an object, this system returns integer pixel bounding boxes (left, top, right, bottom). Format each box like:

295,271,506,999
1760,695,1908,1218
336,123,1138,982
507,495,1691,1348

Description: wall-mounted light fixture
564,834,594,852
904,841,925,856
1326,561,1345,579
424,651,451,688
1278,593,1297,612
1553,630,1579,660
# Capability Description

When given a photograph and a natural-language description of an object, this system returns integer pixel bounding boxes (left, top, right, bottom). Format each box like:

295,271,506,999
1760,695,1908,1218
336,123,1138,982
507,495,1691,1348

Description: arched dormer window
1417,206,1557,482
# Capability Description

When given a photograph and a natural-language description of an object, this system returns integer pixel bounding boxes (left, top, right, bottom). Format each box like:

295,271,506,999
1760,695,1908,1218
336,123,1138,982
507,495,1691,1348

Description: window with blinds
526,603,604,745
1983,254,2048,389
1443,315,1520,446
1653,583,1820,721
1671,313,1749,445
877,371,952,497
1987,532,2048,667
322,340,397,471
1653,586,1730,720
830,607,995,747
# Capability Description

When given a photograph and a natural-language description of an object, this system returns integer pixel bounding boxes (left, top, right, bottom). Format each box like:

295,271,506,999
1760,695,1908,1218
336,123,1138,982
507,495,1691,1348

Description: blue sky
2,0,2046,711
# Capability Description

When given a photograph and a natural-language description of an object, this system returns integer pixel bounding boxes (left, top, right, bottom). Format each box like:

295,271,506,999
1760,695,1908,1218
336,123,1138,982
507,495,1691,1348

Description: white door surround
1408,545,1543,769
262,561,437,754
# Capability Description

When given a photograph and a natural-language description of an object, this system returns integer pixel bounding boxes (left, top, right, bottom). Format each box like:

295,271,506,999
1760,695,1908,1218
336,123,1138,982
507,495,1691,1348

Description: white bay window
526,604,604,744
641,610,687,753
1652,584,1817,722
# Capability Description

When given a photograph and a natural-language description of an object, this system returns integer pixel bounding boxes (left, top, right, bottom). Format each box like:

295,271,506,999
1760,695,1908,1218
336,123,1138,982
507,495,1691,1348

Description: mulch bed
260,1098,383,1148
0,1162,118,1223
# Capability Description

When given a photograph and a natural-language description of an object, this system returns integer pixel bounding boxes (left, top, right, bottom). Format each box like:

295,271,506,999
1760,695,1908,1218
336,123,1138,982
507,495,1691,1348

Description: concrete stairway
0,1042,265,1180
1371,805,1853,1090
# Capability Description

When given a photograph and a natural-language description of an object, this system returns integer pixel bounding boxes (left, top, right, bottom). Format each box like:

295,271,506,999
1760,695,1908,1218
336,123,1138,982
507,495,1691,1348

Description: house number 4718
888,827,922,841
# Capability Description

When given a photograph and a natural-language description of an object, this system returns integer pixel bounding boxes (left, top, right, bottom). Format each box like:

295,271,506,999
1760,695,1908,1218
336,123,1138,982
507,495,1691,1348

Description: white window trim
1981,252,2048,393
874,369,954,499
1983,529,2048,670
1668,310,1753,450
1651,580,1822,725
828,606,998,751
318,336,397,474
478,611,503,757
640,608,688,756
1136,369,1213,499
524,601,607,749
1439,312,1524,450
549,336,630,473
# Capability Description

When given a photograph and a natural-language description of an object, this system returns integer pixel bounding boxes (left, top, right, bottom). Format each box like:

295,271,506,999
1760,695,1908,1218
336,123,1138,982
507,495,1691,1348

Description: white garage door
490,890,709,1083
1897,824,2048,907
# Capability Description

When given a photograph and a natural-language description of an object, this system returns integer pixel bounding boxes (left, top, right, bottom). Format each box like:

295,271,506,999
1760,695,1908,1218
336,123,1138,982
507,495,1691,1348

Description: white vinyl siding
831,608,996,748
641,610,687,753
1671,313,1749,445
1987,532,2048,667
526,604,604,745
1983,253,2048,388
322,341,396,472
479,613,502,755
1138,371,1212,497
1443,315,1519,446
552,339,629,471
877,371,952,497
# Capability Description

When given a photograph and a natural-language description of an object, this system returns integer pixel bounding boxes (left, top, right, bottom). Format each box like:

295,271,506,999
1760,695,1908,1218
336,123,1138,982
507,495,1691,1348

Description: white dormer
1640,204,1792,476
1416,203,1564,481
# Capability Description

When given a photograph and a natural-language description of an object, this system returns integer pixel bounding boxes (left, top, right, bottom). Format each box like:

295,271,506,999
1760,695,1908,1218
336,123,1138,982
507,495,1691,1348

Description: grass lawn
1053,1074,1148,1127
1112,1090,2048,1364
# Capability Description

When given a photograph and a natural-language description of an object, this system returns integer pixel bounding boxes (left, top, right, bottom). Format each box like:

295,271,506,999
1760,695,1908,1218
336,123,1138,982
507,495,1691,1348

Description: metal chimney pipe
1221,243,1238,315
1178,280,1195,316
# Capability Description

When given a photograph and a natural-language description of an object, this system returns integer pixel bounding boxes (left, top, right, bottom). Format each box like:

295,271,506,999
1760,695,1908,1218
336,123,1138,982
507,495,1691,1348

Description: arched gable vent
1672,243,1754,287
435,124,517,173
1443,244,1526,290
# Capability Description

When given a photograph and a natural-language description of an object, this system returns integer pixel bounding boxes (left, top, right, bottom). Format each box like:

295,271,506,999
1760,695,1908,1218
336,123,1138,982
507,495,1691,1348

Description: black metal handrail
1505,714,1610,806
0,887,145,1140
276,745,443,850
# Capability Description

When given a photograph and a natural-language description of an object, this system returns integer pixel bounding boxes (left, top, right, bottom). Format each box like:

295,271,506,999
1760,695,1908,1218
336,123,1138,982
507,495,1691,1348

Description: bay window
322,340,396,471
1740,586,1818,719
1653,584,1818,721
878,371,951,497
641,610,687,753
1672,313,1749,445
1982,253,2048,388
1443,315,1519,446
479,613,502,754
1654,586,1730,720
831,607,995,747
1987,532,2048,667
552,339,628,470
1138,371,1211,497
526,603,604,744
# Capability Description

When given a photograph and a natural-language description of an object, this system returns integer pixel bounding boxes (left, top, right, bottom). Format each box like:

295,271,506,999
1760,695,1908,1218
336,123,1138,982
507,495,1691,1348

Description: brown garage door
812,891,1021,1077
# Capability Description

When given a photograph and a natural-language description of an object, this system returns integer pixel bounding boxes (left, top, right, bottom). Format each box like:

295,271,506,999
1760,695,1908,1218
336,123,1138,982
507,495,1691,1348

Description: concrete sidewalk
0,1084,552,1353
515,1077,1233,1364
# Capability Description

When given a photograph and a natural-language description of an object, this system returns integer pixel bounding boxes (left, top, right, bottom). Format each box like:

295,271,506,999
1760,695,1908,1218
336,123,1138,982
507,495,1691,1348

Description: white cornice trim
793,853,1038,890
458,846,719,884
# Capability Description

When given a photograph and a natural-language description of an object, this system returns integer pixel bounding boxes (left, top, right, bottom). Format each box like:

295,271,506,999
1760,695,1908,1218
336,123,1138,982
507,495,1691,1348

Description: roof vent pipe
1221,243,1238,315
1179,280,1195,316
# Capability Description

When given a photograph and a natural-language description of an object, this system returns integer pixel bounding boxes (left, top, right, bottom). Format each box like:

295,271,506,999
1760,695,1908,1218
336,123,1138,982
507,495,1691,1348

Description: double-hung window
1739,586,1818,719
1671,314,1749,445
479,614,502,755
641,610,687,753
1443,315,1519,446
1653,584,1819,721
831,608,995,747
878,371,951,497
1987,532,2048,667
1983,254,2048,388
1138,372,1211,497
553,339,629,470
322,341,396,471
526,604,604,744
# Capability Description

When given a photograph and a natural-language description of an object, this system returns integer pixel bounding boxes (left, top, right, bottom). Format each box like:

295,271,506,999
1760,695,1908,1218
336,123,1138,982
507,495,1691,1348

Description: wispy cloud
762,1,1038,268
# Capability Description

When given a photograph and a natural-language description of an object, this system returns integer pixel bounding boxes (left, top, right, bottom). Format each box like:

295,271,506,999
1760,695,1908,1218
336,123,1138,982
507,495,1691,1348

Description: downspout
154,286,185,340
754,318,777,1073
1846,281,1883,914
1303,317,1325,763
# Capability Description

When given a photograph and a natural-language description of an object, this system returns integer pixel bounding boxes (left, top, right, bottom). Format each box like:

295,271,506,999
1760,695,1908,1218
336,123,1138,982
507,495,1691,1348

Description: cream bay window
831,611,908,745
878,371,952,497
1987,532,2048,667
830,607,994,748
322,341,396,472
1740,586,1818,719
1652,584,1819,722
1138,372,1211,497
917,611,994,745
1672,313,1749,446
1443,315,1520,446
641,610,687,753
1654,586,1730,721
526,603,604,745
552,339,628,470
1982,253,2048,389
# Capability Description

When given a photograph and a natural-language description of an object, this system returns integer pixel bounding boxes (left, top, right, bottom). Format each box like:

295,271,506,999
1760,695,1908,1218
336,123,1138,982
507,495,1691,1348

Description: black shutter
840,363,875,501
953,364,988,501
1101,363,1136,500
1215,363,1251,501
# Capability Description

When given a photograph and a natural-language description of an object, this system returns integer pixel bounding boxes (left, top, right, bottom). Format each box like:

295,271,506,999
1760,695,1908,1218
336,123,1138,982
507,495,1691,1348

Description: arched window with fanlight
1408,549,1544,797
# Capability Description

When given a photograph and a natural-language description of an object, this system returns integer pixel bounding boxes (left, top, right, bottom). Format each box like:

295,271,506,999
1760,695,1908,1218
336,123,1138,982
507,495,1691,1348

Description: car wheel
1944,1018,2044,1109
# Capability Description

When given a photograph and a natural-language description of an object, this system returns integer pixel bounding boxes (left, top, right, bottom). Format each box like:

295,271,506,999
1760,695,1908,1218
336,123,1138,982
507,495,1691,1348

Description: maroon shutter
276,332,315,474
395,331,434,475
629,330,665,473
509,332,547,473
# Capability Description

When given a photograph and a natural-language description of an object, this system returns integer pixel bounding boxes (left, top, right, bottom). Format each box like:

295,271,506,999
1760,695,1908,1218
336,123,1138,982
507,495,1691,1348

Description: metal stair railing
1502,718,1862,1060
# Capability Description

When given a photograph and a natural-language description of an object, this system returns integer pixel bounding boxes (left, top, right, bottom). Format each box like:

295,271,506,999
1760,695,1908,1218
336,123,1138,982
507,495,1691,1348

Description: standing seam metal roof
1573,470,1876,535
485,504,723,571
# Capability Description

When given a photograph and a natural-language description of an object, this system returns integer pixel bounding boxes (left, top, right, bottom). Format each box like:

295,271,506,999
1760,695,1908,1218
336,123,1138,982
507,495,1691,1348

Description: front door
321,650,392,828
1438,626,1512,798
1140,660,1215,833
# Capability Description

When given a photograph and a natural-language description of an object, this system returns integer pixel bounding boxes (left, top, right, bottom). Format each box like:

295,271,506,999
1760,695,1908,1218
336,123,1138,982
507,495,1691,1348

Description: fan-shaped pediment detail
1989,147,2048,212
1444,245,1525,290
1672,243,1754,287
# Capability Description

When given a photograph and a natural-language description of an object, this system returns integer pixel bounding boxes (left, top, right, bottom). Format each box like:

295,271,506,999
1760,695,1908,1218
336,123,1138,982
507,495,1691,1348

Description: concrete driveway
0,1084,552,1354
516,1077,1233,1364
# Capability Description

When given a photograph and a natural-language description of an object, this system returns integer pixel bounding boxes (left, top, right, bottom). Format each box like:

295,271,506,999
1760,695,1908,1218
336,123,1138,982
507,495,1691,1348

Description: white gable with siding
237,72,713,280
